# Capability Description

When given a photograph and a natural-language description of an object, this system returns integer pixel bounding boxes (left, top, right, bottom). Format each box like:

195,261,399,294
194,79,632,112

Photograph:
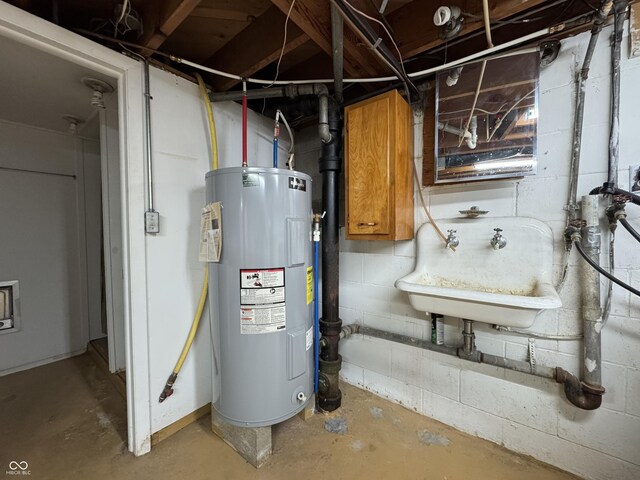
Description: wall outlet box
0,319,14,330
630,165,640,192
0,280,20,335
145,210,160,234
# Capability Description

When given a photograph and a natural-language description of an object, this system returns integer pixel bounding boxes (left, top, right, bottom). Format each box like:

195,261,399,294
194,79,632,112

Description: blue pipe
273,138,278,168
313,239,320,393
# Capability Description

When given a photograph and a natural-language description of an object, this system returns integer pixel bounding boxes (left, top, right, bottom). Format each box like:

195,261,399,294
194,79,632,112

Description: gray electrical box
206,167,313,427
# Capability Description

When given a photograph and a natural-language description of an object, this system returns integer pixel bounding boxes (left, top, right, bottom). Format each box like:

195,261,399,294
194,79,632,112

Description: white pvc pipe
176,29,549,86
438,120,477,149
482,0,494,48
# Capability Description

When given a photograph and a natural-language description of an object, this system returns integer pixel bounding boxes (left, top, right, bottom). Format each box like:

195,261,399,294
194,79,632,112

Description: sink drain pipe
339,319,604,409
345,324,558,380
576,195,605,407
561,195,607,409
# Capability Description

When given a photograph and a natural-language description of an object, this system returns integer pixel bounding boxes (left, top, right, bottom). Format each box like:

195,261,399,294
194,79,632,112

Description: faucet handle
493,227,502,234
447,229,457,234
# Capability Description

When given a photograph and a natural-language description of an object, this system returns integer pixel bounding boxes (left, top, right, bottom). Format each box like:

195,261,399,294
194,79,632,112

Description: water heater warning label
241,287,284,305
240,268,286,334
306,266,313,305
240,306,285,334
241,269,284,289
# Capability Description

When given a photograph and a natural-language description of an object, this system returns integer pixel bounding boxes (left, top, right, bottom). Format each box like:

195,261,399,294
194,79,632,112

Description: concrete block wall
334,26,640,480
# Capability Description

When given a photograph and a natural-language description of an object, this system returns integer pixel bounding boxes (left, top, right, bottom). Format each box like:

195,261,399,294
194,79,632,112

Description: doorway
0,31,127,427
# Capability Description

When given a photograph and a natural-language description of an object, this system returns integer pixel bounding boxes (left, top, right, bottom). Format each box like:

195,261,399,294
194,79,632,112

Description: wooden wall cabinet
344,90,414,241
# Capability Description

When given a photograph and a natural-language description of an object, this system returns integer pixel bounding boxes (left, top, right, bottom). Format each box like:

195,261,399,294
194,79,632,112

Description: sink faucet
445,229,459,249
491,228,507,250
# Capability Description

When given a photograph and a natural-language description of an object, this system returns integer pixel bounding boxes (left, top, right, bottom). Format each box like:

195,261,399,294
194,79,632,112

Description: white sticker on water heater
305,326,313,351
240,268,284,289
241,287,285,305
240,268,286,334
240,305,286,334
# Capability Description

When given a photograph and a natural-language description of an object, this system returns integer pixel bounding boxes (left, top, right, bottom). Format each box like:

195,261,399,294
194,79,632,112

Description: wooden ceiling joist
190,6,254,22
270,0,390,78
206,5,310,91
142,0,202,51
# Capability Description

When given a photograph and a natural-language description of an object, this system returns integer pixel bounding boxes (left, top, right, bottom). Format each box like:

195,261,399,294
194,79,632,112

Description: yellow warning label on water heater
306,266,313,304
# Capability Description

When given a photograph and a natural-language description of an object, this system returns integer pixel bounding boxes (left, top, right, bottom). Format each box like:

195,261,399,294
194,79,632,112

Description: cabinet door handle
357,222,377,226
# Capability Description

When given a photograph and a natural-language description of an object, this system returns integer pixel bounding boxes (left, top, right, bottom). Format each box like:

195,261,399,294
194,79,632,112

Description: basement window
0,281,20,335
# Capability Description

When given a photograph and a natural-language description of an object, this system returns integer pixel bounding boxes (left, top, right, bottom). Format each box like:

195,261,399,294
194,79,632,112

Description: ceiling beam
190,6,253,22
141,0,202,52
279,51,334,81
270,0,390,78
388,0,551,59
206,6,310,91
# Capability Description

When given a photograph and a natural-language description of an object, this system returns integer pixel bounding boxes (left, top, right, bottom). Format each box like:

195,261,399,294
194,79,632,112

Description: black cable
620,218,640,243
579,0,599,11
574,240,640,297
590,184,640,206
331,0,419,99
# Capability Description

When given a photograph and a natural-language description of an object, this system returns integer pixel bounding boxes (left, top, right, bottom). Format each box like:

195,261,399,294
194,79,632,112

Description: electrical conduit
158,72,218,402
608,0,627,186
567,0,612,221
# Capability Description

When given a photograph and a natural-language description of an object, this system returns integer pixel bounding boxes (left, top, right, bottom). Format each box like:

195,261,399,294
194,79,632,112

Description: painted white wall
83,116,105,342
0,2,151,453
333,25,640,480
0,120,101,375
99,95,126,372
146,66,291,433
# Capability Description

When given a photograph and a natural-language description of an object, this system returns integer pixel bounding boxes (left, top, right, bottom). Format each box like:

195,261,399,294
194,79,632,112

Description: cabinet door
346,95,391,236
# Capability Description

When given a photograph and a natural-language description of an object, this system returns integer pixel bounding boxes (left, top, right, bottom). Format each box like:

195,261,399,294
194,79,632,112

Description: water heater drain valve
297,392,307,403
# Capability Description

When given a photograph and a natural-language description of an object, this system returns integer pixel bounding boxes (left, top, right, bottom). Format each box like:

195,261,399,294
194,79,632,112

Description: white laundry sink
395,217,561,327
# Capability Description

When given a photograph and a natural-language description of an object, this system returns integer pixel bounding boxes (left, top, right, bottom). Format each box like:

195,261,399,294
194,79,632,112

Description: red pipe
242,81,248,167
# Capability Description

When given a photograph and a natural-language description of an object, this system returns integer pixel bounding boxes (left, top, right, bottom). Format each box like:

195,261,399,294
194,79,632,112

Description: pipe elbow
465,116,478,149
555,367,605,410
313,84,329,97
319,124,332,144
465,136,477,149
318,93,333,144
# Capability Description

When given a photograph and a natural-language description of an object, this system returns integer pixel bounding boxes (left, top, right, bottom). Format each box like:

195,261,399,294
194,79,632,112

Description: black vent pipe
317,99,343,411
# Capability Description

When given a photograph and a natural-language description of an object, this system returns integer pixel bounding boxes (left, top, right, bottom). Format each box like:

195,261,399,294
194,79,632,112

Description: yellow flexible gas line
197,72,219,170
159,73,218,402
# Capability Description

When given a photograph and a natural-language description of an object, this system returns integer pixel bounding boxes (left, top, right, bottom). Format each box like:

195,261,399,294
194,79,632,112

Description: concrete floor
0,354,582,480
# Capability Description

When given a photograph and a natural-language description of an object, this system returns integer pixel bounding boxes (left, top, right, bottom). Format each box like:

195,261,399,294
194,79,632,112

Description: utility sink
395,217,561,328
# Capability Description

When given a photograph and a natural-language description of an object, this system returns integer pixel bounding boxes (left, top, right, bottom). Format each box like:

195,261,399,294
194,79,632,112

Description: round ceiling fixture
62,114,85,135
81,77,114,109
